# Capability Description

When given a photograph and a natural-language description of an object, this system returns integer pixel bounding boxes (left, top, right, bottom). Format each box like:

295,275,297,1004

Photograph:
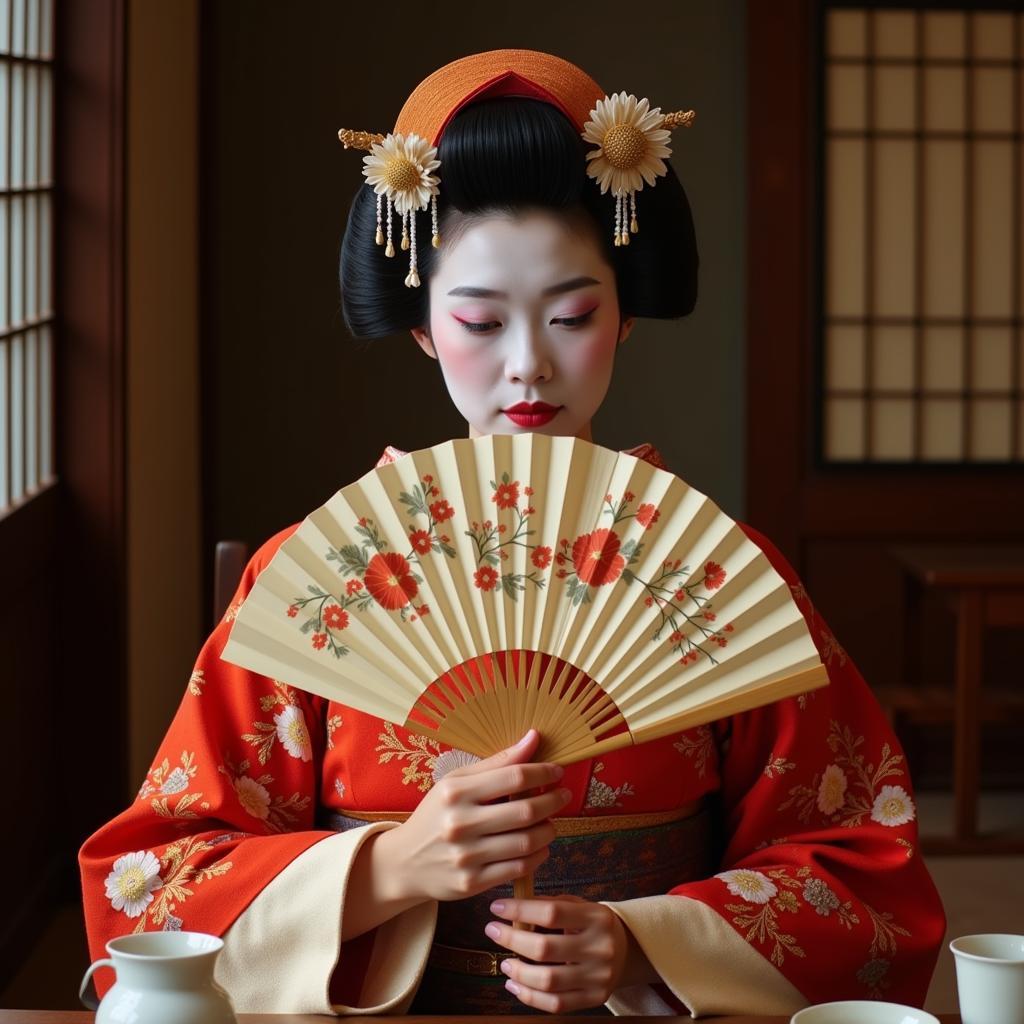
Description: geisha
80,48,945,1017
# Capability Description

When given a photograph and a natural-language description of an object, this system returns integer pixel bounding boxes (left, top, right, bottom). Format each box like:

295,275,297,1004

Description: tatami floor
4,793,1021,1014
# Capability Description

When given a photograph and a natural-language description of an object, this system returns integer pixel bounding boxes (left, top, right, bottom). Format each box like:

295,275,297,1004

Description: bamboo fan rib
221,435,829,767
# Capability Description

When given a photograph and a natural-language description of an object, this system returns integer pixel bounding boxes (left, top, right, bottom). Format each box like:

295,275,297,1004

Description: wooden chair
213,540,249,628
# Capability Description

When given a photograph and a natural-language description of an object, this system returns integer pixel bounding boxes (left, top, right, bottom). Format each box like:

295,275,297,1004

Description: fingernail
505,980,521,995
550,764,565,779
500,960,512,975
559,787,572,801
516,730,535,747
485,923,501,940
490,901,505,914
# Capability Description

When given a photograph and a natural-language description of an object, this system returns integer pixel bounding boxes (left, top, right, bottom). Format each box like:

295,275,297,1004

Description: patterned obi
324,801,714,1015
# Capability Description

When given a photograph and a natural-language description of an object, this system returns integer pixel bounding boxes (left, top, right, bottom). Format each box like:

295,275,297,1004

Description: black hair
339,97,698,339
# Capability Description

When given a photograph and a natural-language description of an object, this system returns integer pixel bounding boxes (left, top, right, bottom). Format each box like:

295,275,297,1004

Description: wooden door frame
55,0,129,861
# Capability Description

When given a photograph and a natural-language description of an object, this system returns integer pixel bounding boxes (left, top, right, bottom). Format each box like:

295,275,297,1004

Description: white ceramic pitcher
79,931,237,1024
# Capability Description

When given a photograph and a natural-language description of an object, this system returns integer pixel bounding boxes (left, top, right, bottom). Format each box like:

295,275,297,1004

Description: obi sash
324,802,714,1015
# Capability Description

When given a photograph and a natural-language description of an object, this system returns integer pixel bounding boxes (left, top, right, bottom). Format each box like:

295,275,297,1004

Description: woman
80,49,945,1017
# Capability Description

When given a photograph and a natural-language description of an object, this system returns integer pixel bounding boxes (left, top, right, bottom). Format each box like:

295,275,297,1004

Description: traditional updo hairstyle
339,96,698,339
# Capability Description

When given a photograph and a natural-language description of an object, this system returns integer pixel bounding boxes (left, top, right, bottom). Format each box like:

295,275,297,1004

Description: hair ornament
338,128,441,288
337,51,695,285
581,94,695,247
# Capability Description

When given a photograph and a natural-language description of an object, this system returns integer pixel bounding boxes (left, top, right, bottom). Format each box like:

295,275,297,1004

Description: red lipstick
502,401,561,427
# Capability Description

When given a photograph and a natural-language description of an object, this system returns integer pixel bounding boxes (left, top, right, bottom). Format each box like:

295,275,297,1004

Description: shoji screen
822,8,1022,462
1,0,54,513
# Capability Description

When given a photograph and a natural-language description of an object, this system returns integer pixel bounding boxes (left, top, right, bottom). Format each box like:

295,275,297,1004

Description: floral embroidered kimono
79,441,945,1017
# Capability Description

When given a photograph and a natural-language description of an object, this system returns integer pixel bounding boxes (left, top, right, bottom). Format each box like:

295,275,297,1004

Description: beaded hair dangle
581,93,695,248
337,128,441,288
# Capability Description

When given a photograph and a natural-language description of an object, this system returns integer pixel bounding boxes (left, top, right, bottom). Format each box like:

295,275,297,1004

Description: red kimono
80,441,945,1016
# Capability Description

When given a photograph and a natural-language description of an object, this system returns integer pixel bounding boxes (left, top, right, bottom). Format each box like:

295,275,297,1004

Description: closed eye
456,319,501,334
552,309,596,328
455,309,597,334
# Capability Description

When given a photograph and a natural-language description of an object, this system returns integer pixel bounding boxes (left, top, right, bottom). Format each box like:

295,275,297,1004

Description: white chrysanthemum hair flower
871,784,916,827
715,868,778,905
362,132,440,217
104,850,163,919
582,92,672,198
274,704,312,762
432,748,481,784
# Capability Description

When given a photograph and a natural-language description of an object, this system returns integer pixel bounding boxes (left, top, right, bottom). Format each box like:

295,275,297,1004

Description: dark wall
201,0,748,559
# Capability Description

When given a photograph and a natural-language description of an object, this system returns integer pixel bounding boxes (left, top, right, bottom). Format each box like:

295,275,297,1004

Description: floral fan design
222,434,828,767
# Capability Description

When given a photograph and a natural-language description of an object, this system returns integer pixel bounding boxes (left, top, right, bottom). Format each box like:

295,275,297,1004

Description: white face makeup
410,208,634,441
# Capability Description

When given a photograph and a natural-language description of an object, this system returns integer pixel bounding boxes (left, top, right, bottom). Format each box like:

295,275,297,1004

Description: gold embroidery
778,720,906,828
217,755,311,833
584,760,636,809
188,670,206,697
673,726,714,778
865,902,911,957
132,836,233,934
326,714,344,750
857,903,912,998
137,752,208,819
764,754,796,779
819,626,848,668
721,868,807,967
376,720,443,792
243,681,301,765
800,873,859,928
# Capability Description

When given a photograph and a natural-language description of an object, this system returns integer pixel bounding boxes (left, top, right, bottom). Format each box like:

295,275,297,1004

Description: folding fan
221,433,829,904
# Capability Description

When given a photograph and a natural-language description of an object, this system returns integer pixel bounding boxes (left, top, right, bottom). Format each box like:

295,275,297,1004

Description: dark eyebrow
446,276,601,299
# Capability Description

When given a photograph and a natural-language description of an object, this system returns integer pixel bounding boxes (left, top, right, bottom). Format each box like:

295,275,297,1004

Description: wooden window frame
746,0,1024,565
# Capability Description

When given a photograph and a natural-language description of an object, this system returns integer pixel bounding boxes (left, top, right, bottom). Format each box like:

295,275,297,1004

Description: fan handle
512,872,535,933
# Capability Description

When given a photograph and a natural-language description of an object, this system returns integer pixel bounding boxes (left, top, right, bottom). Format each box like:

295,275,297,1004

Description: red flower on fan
704,561,727,590
286,605,298,618
364,552,419,610
636,503,660,529
345,579,364,596
572,528,626,586
323,605,349,631
532,546,553,569
474,566,499,591
409,529,432,555
493,480,519,509
312,632,328,650
430,499,454,522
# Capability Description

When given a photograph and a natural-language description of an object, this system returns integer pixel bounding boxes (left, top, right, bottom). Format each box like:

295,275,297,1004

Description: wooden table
889,543,1024,854
0,1014,964,1023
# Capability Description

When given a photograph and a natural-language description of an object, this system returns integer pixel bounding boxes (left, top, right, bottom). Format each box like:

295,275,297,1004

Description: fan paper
221,435,828,765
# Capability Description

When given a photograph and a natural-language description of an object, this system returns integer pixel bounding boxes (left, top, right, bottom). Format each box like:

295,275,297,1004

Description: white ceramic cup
950,933,1024,1024
791,1001,940,1024
79,931,236,1024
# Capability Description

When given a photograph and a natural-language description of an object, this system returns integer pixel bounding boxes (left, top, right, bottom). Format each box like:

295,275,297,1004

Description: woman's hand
485,894,657,1013
380,728,571,904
